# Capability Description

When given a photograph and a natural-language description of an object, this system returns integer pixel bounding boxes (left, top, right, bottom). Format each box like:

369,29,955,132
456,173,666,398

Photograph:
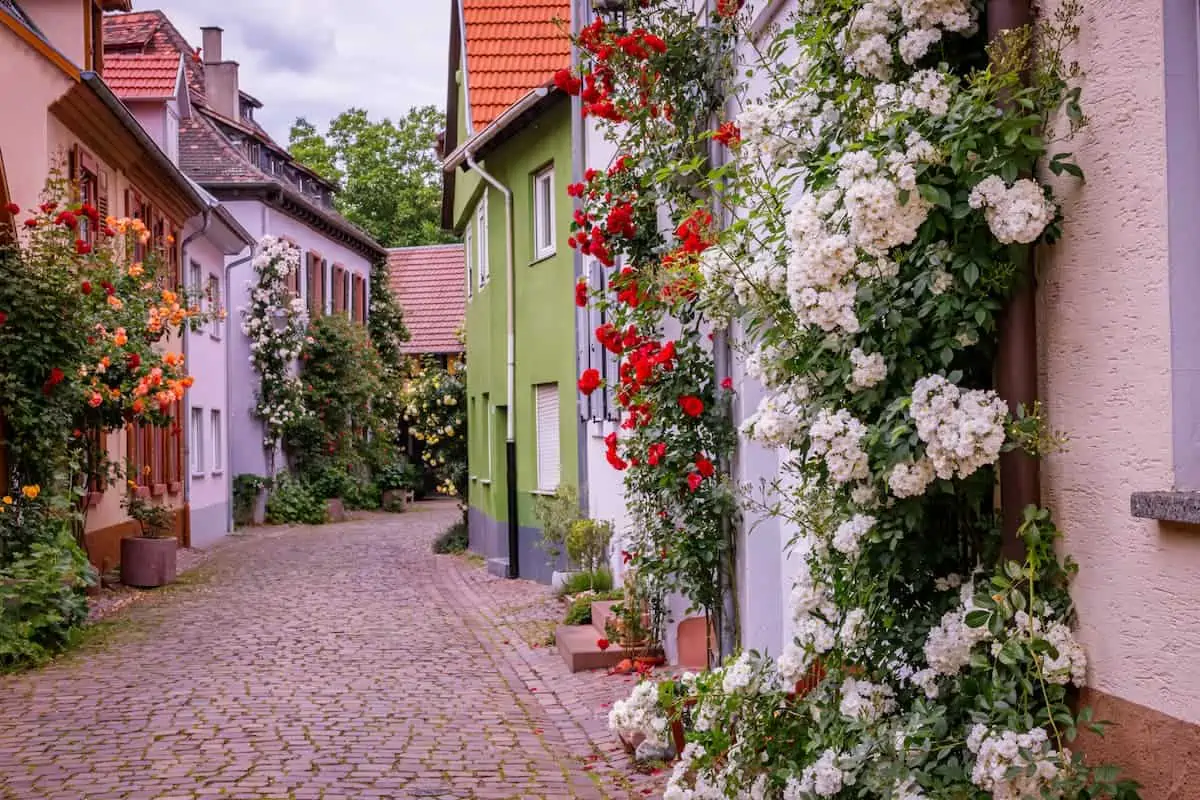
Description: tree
288,106,456,249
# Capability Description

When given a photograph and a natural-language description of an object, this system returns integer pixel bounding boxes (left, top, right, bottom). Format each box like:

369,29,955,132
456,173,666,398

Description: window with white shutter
476,195,490,287
533,165,555,259
535,383,560,491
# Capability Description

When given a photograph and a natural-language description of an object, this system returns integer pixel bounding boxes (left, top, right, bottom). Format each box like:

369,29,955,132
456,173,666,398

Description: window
70,147,99,246
535,384,560,491
533,166,555,259
190,407,205,475
207,274,222,339
464,226,474,299
165,108,180,164
343,270,352,318
482,392,491,479
189,260,202,294
306,252,323,317
476,195,489,288
211,409,223,473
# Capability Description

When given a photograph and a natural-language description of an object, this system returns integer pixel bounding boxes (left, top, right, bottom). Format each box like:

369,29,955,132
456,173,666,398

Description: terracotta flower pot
120,536,177,588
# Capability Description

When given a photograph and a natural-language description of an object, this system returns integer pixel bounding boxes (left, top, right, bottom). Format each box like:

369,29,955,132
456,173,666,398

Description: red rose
553,68,582,96
0,311,7,325
38,201,56,214
596,638,610,651
695,455,715,478
23,218,38,228
648,442,666,466
575,280,588,307
716,0,744,16
687,472,703,492
721,377,733,390
578,368,602,395
605,449,628,471
127,353,141,369
55,211,78,229
75,239,92,255
3,203,18,215
621,549,634,564
678,395,704,417
714,121,741,147
81,281,92,294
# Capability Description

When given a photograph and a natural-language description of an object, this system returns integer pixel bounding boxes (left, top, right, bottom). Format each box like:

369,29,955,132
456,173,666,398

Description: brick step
590,600,620,638
555,624,629,672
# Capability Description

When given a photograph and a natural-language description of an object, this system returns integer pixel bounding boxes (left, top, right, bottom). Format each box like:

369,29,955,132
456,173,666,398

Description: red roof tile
463,0,571,131
388,245,467,354
104,11,206,99
102,53,180,99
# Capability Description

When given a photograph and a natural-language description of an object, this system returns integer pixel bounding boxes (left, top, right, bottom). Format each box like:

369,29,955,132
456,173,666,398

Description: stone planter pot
120,536,177,588
381,489,407,513
326,498,346,523
551,570,579,592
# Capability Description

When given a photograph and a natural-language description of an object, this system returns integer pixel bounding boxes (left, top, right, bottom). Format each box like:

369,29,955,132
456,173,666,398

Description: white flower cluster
785,749,847,798
1014,611,1087,686
848,348,886,391
736,83,838,168
807,408,870,483
887,458,937,498
721,651,782,697
831,513,875,558
607,680,670,747
838,677,896,722
909,375,1008,482
968,176,1057,244
967,725,1063,800
922,581,992,679
845,0,975,80
742,382,809,447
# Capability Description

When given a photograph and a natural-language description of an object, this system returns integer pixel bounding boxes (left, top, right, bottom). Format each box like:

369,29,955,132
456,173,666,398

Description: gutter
463,152,520,580
224,249,256,532
80,72,208,212
570,0,590,526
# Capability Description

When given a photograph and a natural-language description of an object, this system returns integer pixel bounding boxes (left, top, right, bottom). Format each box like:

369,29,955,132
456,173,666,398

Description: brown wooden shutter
96,169,109,221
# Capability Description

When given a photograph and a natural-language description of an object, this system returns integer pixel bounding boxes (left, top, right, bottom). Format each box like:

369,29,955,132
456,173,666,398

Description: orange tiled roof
388,245,467,354
463,0,571,132
102,53,180,99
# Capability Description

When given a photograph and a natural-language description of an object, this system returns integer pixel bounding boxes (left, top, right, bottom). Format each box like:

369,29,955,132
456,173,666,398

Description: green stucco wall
453,97,578,539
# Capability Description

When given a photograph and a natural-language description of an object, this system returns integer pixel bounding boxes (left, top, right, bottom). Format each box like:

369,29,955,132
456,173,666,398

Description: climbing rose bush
600,1,1139,798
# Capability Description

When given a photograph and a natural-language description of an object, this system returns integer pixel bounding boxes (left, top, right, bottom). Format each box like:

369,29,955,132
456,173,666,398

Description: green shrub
0,527,94,672
562,589,623,625
265,475,327,525
566,518,613,573
376,460,421,493
532,484,580,563
432,521,469,554
343,480,381,511
232,474,269,527
558,568,614,596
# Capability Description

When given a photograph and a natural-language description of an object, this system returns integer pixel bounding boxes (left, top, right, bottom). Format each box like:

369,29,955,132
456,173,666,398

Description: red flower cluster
75,239,92,255
575,280,589,307
613,267,647,308
716,0,745,16
647,442,666,466
578,368,602,396
595,322,641,355
675,209,716,255
41,367,65,396
54,210,78,230
3,203,18,215
714,121,741,147
678,395,704,417
604,431,627,471
81,281,92,295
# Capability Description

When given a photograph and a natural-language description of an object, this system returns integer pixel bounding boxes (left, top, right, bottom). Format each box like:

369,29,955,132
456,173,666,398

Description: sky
146,0,451,145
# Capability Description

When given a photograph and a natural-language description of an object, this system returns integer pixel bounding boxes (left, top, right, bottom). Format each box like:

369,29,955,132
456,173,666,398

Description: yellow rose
21,485,40,500
1,496,10,505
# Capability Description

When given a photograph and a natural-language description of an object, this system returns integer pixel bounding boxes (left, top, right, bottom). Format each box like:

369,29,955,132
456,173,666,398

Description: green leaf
965,609,991,628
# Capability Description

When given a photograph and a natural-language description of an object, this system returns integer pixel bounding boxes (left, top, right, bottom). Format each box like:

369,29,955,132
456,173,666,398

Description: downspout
224,249,256,533
570,0,590,522
179,209,212,544
464,153,519,580
989,0,1038,560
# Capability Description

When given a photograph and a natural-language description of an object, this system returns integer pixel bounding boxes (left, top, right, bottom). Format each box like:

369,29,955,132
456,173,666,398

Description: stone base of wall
1078,688,1200,799
467,505,561,583
84,506,188,571
189,501,230,549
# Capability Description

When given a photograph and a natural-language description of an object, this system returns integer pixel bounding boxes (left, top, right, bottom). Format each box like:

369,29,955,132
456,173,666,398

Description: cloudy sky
148,0,451,144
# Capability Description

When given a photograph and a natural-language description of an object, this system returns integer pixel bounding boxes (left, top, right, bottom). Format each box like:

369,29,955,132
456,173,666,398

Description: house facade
0,0,215,568
99,40,255,548
443,0,578,583
103,13,387,480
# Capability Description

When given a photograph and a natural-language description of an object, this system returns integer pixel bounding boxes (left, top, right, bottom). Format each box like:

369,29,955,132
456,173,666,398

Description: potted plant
605,567,666,670
119,481,177,588
376,461,419,512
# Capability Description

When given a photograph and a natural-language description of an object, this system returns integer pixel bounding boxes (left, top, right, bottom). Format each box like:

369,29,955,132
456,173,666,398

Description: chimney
199,26,239,120
200,26,222,64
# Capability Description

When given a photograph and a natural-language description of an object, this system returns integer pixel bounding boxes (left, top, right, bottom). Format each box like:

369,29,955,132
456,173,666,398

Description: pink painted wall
20,0,86,67
0,24,71,210
1038,0,1200,724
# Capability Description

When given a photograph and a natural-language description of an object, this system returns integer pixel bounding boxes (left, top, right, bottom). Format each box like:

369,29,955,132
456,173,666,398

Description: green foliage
265,475,327,525
375,460,421,493
400,361,467,499
432,521,469,555
532,484,581,562
232,474,269,527
565,519,613,574
0,512,93,671
558,569,614,597
288,107,457,249
120,482,174,539
563,588,624,625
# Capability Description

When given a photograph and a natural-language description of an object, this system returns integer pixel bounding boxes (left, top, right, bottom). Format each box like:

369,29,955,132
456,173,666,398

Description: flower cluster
607,680,671,748
968,725,1063,800
400,362,466,499
968,175,1058,244
909,374,1008,483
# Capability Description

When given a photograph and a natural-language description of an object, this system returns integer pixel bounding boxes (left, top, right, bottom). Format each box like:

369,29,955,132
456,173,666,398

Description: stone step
486,557,510,578
555,624,628,672
591,600,620,637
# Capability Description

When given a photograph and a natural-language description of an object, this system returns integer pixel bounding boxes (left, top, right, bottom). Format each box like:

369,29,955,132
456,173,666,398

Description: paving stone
0,504,665,800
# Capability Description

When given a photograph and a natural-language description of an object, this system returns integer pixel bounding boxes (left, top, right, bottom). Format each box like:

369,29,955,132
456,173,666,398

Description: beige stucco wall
20,0,87,67
1038,0,1200,725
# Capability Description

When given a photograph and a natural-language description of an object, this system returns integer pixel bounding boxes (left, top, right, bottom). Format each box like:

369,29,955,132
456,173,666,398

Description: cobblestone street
0,504,662,800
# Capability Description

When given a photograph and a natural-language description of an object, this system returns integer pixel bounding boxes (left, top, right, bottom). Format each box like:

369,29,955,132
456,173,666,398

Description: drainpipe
464,153,519,580
224,249,256,533
180,210,212,544
989,0,1038,560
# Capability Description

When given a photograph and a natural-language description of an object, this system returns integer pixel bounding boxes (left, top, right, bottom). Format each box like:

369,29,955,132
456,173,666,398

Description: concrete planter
120,537,177,588
551,570,579,592
381,489,407,513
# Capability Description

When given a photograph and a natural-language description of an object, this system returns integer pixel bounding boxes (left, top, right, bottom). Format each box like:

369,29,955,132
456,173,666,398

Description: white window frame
533,165,555,260
465,225,474,299
534,383,560,492
190,406,205,476
210,409,223,474
476,194,489,288
482,393,492,482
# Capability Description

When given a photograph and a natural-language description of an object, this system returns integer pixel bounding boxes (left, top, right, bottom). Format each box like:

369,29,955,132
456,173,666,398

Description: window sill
135,486,151,499
529,250,556,266
1131,491,1200,524
479,478,492,486
168,481,182,495
529,489,557,496
192,472,207,480
211,470,224,478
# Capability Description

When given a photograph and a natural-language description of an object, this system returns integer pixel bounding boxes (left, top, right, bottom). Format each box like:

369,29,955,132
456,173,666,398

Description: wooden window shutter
535,384,561,491
96,170,109,221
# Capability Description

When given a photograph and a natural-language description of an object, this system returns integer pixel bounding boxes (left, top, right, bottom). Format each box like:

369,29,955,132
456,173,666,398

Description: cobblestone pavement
0,503,665,800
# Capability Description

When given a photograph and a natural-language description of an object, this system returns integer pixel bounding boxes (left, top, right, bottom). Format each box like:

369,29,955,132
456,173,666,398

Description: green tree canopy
288,106,456,249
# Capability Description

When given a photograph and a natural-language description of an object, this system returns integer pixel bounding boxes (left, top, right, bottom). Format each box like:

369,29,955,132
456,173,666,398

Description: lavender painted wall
222,200,374,481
